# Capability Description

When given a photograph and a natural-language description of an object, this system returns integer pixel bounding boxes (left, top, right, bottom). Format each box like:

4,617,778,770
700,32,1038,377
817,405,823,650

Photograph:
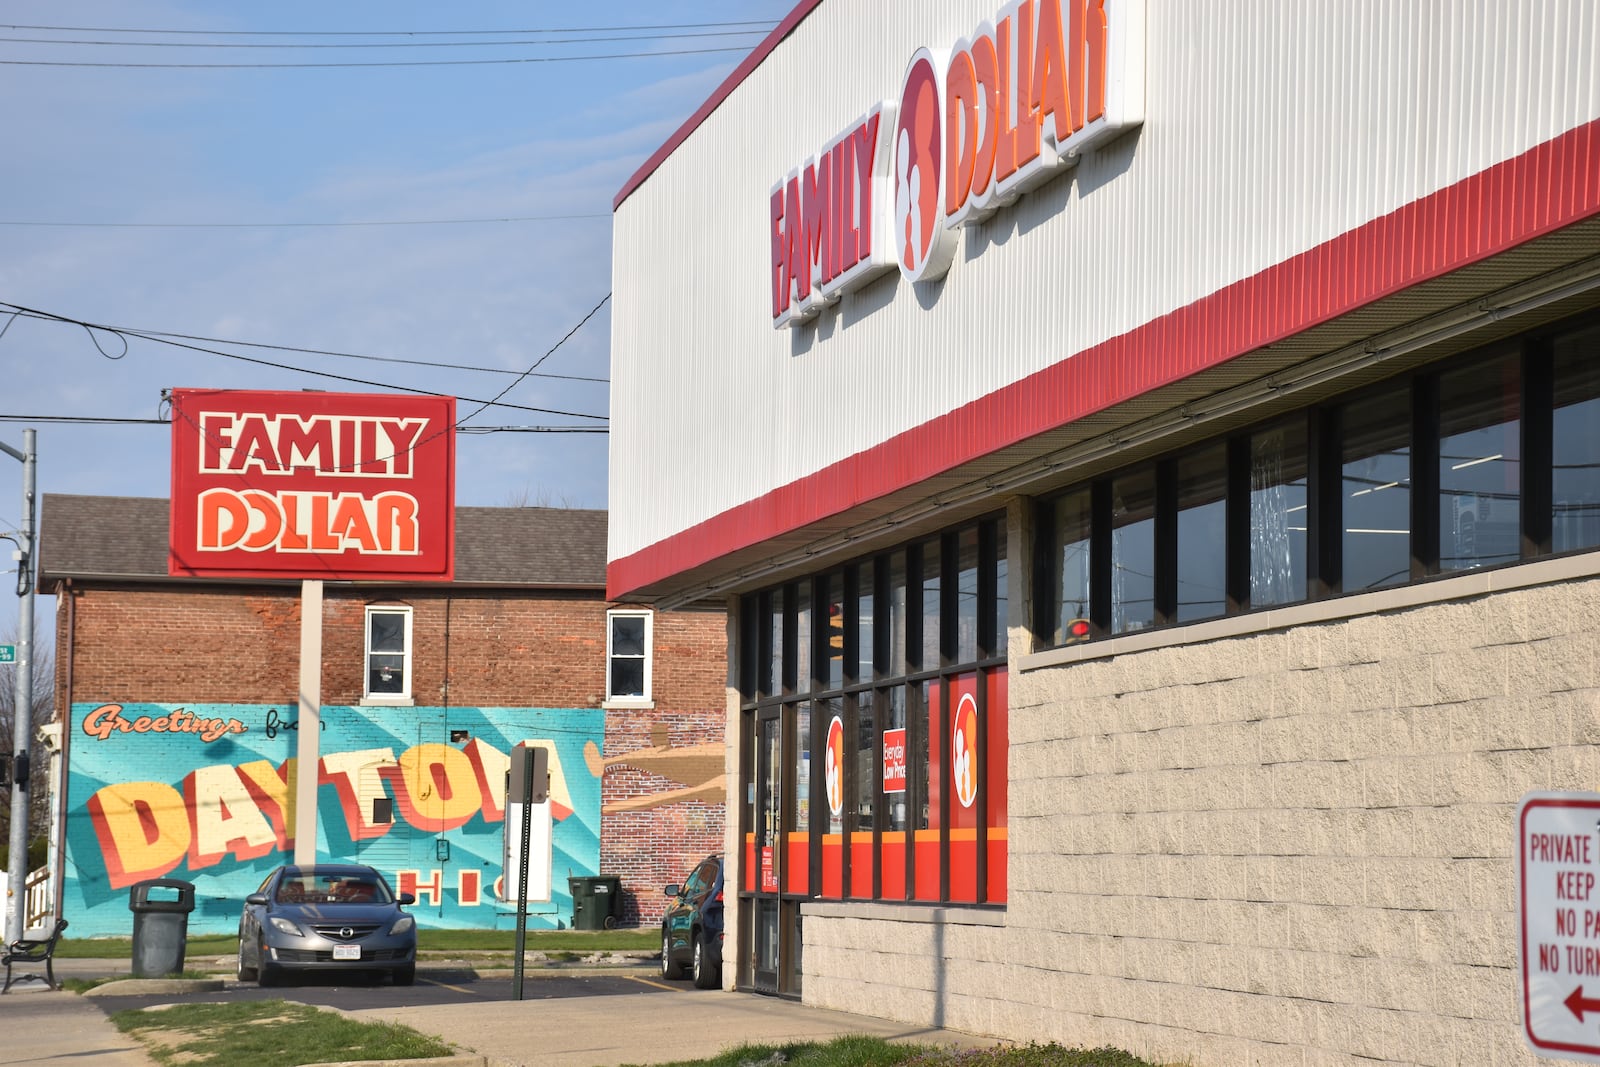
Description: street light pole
2,429,36,943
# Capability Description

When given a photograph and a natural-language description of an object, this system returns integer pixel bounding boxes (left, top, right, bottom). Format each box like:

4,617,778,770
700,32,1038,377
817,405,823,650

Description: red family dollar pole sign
1518,792,1600,1063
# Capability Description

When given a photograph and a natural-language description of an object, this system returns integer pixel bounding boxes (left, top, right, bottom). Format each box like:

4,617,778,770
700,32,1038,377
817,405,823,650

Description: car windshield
275,872,392,905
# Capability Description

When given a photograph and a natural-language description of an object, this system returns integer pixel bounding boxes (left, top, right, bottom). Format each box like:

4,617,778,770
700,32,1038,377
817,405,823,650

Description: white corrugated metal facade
609,0,1600,583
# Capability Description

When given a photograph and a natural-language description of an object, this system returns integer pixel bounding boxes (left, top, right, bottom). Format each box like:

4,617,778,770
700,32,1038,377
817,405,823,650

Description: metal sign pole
2,429,35,943
512,745,535,1000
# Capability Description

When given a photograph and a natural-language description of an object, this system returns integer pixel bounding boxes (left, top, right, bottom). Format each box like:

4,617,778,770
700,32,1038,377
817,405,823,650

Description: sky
0,0,797,577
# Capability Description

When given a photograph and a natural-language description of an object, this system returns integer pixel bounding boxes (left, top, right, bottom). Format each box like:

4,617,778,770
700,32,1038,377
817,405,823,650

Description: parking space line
624,975,682,993
418,976,479,995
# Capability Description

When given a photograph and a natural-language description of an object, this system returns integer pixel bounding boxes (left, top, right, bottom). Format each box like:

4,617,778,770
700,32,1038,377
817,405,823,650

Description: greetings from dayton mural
66,701,603,935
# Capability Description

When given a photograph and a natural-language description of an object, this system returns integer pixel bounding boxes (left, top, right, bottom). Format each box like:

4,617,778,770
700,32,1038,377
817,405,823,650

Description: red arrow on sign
1566,985,1600,1021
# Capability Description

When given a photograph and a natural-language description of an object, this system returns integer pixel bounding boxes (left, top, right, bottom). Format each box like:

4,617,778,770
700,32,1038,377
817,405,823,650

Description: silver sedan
236,863,418,986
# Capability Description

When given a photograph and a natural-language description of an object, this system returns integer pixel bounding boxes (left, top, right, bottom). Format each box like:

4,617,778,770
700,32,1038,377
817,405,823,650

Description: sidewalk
2,956,1000,1067
0,982,158,1067
344,986,996,1067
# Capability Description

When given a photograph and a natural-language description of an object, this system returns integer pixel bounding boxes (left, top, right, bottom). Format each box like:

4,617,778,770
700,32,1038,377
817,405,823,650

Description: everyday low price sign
882,727,907,794
1519,792,1600,1062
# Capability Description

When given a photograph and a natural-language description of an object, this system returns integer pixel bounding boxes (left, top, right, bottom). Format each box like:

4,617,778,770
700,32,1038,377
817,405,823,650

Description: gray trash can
129,878,195,977
568,875,623,930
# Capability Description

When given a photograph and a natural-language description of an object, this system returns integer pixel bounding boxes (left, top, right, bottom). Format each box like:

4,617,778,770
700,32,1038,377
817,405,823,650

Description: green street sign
0,645,12,663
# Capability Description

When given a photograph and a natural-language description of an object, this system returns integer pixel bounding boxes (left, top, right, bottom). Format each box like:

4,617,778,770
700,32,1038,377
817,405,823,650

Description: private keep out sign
169,389,456,581
1518,792,1600,1062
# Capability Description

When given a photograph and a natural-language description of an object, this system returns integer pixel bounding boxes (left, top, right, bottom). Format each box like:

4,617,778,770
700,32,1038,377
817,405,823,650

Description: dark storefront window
794,581,813,694
1438,354,1521,571
822,572,844,692
768,588,784,696
1553,325,1600,552
919,538,941,670
887,550,908,677
856,560,876,681
1034,311,1600,648
1250,420,1308,607
1047,488,1093,643
1176,446,1227,621
956,527,980,662
1111,468,1157,633
1342,387,1412,591
739,513,1009,923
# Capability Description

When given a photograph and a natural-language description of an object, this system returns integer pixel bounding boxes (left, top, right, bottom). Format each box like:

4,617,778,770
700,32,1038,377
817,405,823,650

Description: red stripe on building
608,118,1600,600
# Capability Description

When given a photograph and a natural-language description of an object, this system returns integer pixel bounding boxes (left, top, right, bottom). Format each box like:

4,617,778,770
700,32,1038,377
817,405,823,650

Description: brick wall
598,608,729,927
799,568,1600,1065
55,583,613,707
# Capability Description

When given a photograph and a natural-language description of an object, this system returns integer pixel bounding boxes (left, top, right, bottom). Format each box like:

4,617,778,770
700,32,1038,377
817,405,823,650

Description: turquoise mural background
65,702,603,937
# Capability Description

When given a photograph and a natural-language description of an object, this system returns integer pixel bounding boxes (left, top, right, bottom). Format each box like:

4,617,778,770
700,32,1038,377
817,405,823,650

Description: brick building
38,494,726,936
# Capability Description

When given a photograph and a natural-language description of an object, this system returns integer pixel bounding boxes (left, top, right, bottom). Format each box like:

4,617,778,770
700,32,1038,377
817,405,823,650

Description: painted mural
65,702,603,936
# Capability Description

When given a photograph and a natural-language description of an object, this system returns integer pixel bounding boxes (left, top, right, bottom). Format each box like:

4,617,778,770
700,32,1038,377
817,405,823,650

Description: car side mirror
663,883,682,897
398,892,416,906
246,893,270,905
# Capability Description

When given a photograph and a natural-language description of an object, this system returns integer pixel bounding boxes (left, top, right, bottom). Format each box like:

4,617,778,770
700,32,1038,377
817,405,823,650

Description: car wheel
235,937,257,983
393,964,416,986
691,929,720,989
256,936,283,987
660,926,685,980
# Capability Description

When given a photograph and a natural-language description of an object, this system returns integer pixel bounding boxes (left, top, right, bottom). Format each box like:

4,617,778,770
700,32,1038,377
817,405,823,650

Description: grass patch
110,998,454,1066
624,1037,1164,1067
55,927,656,959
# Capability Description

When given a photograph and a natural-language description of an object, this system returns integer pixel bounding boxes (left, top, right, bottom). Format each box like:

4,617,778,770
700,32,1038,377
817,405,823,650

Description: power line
0,300,610,422
0,44,750,69
0,29,767,49
0,414,607,432
456,294,611,429
457,425,608,434
0,213,609,229
0,20,777,36
3,309,609,383
0,414,167,424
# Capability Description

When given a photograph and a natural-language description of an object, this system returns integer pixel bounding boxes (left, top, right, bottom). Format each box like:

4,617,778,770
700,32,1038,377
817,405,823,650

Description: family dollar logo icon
952,692,980,810
895,48,953,282
824,715,846,818
891,0,1147,286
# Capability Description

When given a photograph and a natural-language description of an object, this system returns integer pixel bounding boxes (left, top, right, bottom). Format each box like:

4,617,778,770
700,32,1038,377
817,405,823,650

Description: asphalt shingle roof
37,494,607,588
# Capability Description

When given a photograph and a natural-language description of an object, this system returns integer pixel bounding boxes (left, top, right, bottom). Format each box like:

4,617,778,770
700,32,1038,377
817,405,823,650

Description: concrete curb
83,977,227,997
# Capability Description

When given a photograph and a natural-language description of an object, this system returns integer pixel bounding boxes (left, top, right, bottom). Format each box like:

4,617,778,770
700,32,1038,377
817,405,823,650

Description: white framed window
605,609,653,706
364,605,413,705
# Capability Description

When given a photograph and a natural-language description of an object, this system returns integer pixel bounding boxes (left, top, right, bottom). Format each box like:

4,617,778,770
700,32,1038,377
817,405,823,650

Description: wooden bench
2,917,68,993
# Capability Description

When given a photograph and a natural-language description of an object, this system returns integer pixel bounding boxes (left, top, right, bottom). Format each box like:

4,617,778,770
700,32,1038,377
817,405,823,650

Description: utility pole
2,429,36,943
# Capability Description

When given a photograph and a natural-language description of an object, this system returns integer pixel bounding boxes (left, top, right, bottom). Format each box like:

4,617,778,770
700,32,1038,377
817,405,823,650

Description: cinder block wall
56,582,728,928
800,572,1600,1065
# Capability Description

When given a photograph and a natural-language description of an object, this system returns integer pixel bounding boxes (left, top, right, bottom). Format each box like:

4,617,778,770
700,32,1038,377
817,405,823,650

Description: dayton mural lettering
66,702,603,935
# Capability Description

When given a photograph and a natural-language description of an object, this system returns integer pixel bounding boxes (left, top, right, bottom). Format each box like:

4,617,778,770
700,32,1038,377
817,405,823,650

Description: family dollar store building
605,2,1600,1064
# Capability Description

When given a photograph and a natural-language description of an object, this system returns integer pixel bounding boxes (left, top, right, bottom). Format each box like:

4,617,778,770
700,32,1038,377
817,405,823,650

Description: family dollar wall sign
1519,792,1600,1062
